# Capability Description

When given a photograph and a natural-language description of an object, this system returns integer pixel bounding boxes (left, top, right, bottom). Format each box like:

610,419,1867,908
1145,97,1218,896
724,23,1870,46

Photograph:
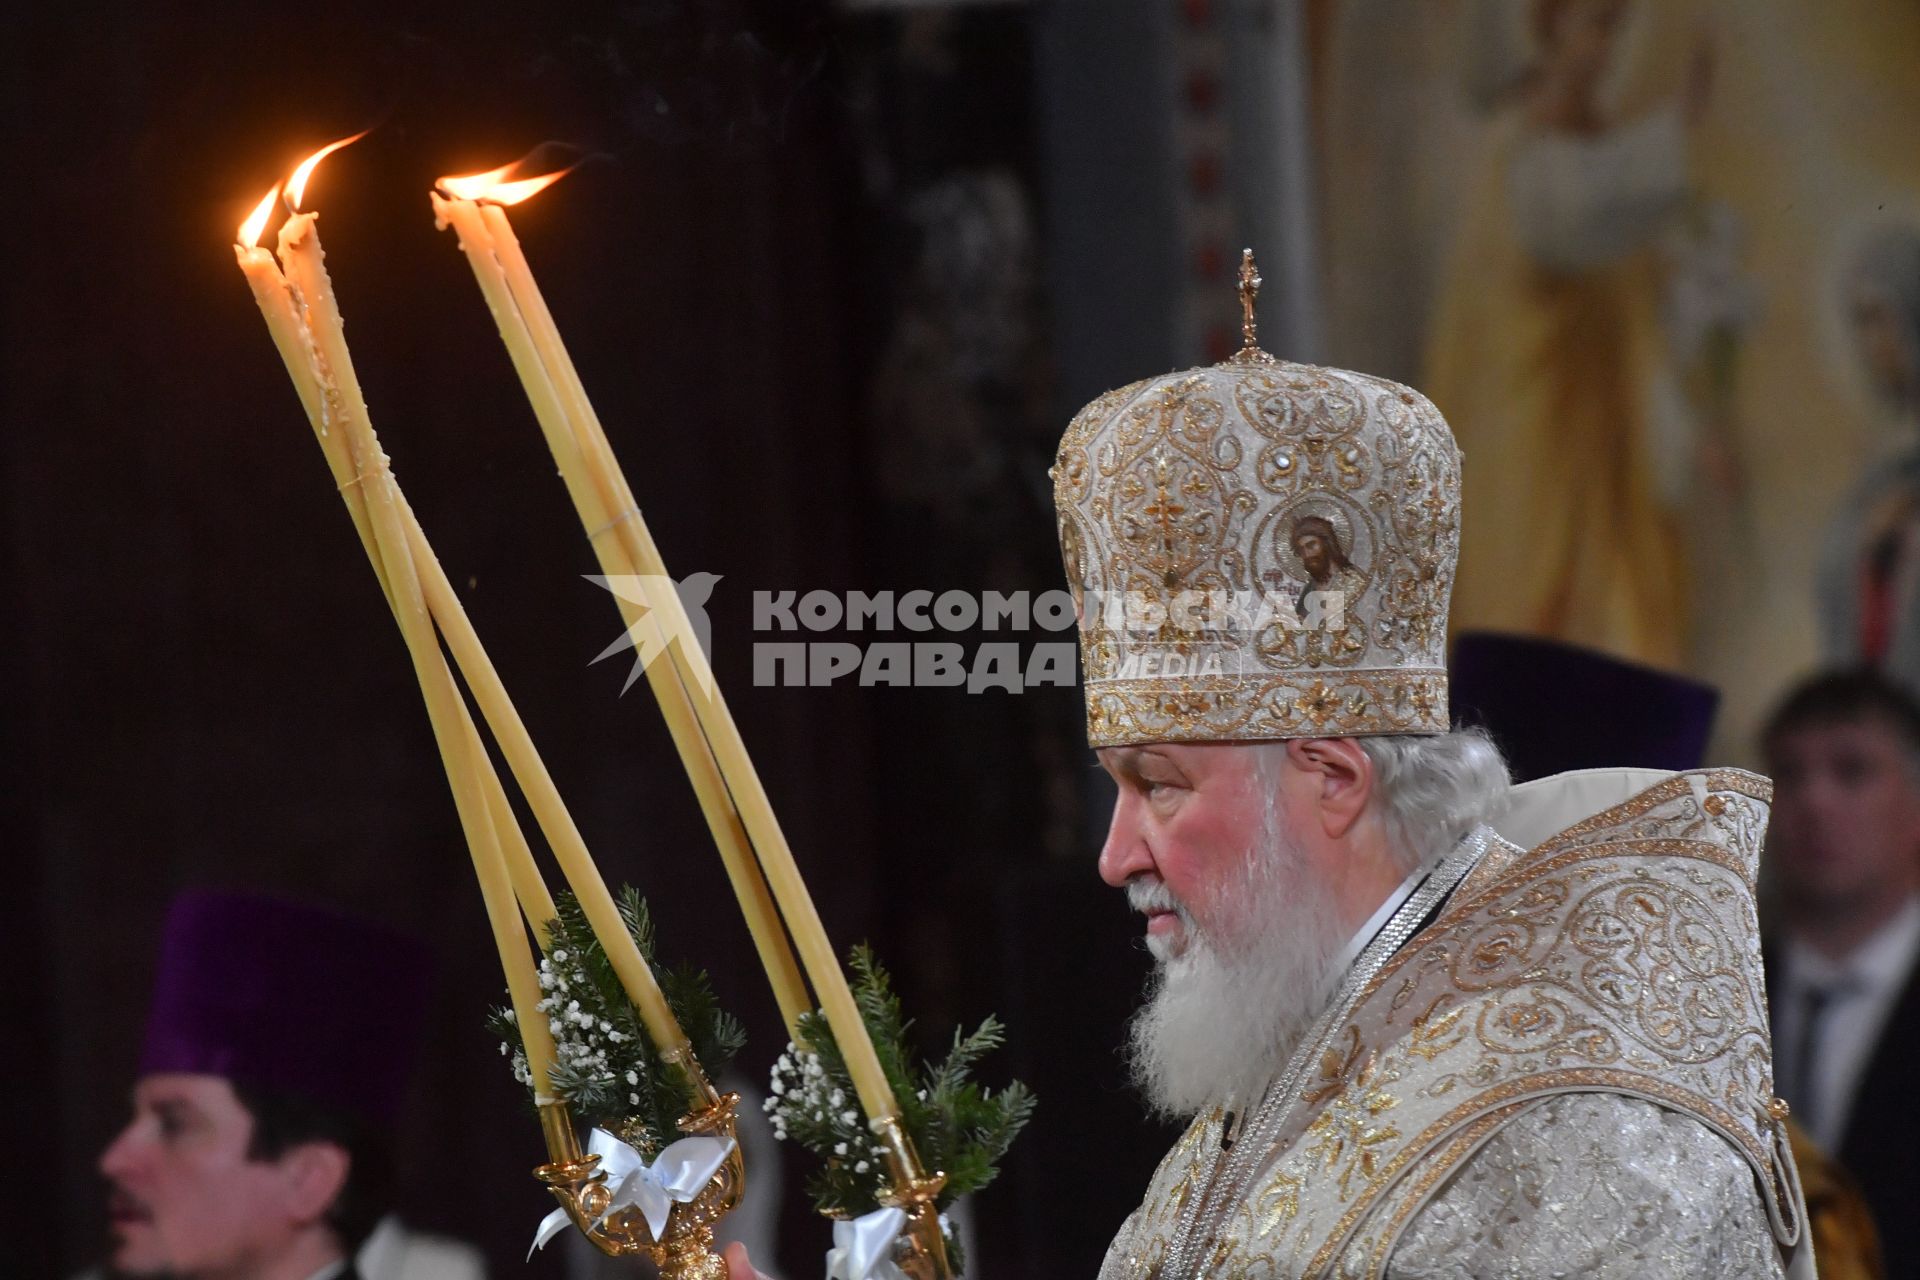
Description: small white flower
553,949,568,961
834,1141,848,1155
503,1009,517,1023
842,1110,859,1126
627,1070,640,1085
855,1160,869,1173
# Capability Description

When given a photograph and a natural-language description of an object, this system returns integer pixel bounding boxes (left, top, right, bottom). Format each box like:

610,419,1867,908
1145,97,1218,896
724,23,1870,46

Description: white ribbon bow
824,1205,909,1280
529,1128,736,1257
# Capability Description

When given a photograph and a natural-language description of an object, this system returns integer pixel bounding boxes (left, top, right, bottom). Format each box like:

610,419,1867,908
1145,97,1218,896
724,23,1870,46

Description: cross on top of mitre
1231,247,1277,365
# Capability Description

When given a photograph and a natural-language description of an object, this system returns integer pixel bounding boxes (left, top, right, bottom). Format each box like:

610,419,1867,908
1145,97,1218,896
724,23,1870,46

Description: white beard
1125,819,1348,1119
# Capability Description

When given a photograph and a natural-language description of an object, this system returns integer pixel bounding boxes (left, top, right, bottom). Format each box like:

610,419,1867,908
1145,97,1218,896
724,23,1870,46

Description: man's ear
274,1141,351,1228
1284,737,1374,839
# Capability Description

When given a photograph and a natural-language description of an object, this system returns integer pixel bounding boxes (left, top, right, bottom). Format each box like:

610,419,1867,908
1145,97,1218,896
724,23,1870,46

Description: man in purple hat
93,890,484,1280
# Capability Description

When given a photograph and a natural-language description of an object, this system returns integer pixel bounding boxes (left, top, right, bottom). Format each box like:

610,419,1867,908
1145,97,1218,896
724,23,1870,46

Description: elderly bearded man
1046,260,1813,1280
724,263,1814,1279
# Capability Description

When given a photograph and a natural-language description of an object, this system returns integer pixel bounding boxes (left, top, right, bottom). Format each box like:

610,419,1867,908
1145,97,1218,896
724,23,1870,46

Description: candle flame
238,185,280,247
436,162,577,206
284,130,370,211
436,162,518,201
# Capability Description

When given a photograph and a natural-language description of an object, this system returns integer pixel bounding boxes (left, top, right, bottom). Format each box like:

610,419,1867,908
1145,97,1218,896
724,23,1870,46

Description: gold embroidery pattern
1453,771,1771,904
1053,357,1461,746
1099,1109,1225,1279
1530,772,1771,869
1087,670,1448,745
1299,1049,1403,1200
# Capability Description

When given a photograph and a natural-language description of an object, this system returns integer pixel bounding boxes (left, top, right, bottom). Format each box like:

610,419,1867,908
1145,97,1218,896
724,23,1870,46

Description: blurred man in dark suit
1765,670,1920,1278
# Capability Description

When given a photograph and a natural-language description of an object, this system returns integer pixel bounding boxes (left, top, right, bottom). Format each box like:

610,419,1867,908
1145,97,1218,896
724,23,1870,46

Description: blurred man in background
90,890,484,1280
1765,670,1920,1277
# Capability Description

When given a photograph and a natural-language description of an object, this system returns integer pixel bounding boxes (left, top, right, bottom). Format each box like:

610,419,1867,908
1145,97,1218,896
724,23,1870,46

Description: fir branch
765,948,1034,1224
488,887,743,1155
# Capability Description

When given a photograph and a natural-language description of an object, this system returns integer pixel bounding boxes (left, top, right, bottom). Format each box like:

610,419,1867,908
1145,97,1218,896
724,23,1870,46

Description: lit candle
235,140,558,1094
241,167,697,1064
438,166,898,1122
434,182,812,1042
235,215,561,947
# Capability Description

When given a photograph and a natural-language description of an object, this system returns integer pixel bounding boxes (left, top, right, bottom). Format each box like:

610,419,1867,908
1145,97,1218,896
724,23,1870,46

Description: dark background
3,2,1183,1276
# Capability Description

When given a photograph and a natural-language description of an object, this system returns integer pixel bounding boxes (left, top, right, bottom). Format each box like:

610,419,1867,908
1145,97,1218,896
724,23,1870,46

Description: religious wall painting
1314,0,1920,750
1815,223,1920,695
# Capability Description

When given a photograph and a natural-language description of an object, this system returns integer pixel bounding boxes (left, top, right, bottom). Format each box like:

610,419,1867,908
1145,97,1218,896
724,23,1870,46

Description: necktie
1789,975,1859,1139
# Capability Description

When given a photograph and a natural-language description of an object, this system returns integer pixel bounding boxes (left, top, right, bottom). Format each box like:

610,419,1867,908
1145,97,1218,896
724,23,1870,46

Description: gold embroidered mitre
1051,251,1462,746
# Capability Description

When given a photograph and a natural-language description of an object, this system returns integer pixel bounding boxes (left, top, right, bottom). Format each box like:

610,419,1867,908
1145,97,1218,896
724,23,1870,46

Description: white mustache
1127,878,1182,917
1121,882,1182,932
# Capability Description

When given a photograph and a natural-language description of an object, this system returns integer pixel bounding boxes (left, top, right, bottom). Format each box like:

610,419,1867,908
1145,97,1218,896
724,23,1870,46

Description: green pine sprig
489,887,745,1156
765,945,1034,1238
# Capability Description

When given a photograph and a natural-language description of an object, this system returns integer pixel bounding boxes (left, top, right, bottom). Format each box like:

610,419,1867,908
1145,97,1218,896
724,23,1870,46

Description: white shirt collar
1786,894,1920,990
1333,851,1442,976
1777,894,1920,1148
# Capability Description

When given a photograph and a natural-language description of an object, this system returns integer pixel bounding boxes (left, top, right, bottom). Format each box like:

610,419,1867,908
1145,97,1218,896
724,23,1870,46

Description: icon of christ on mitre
1050,253,1813,1279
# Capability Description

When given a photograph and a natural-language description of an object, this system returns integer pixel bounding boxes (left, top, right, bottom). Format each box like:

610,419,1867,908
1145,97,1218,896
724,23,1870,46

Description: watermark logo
585,573,721,696
748,588,1080,693
583,581,1353,695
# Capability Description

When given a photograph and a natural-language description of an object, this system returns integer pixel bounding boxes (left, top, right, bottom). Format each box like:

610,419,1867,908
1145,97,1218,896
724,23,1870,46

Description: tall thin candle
237,210,560,942
439,169,896,1122
435,186,812,1041
237,148,556,1094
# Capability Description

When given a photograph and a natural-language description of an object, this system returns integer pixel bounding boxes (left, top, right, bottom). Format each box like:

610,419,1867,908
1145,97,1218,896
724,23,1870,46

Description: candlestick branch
533,1094,743,1278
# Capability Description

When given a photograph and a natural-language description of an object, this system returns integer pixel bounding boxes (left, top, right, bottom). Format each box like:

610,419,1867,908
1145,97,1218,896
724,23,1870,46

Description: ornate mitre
1051,251,1462,747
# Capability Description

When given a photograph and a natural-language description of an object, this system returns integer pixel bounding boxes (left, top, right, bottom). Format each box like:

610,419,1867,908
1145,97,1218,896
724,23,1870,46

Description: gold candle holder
533,1051,744,1280
873,1116,954,1280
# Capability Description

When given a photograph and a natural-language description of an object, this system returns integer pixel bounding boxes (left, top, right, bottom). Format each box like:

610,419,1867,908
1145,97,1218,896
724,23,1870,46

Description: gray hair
1360,728,1511,874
